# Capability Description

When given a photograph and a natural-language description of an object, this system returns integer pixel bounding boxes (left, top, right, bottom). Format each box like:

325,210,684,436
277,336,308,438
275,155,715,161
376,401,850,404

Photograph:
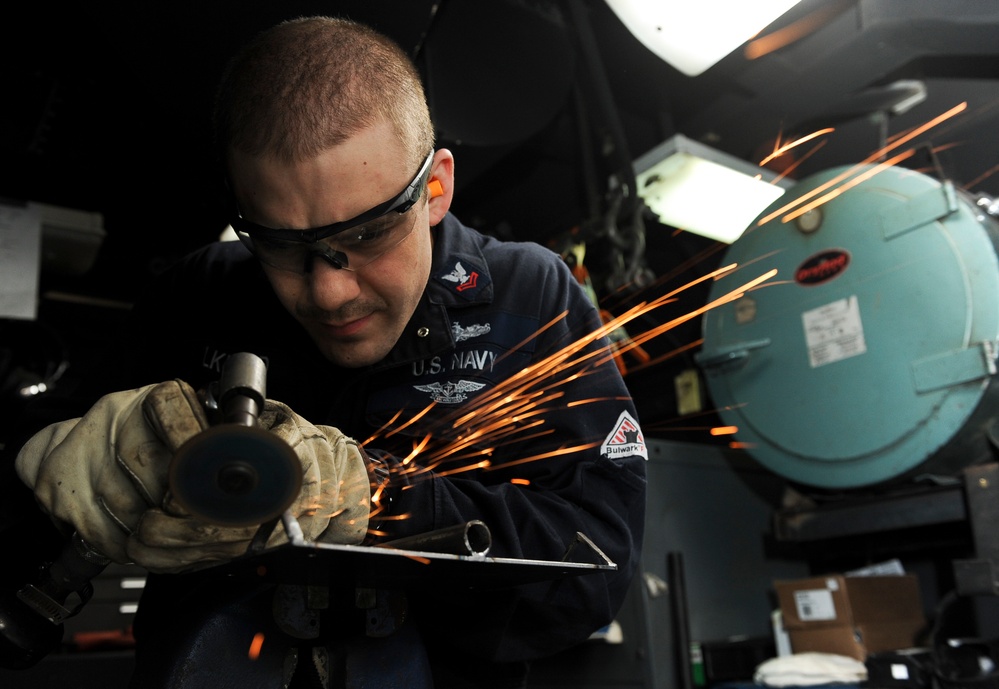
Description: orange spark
710,426,739,436
624,338,703,375
485,442,603,472
615,243,729,307
781,148,918,223
319,506,350,520
495,310,572,366
433,460,493,478
384,402,438,440
510,478,531,486
371,512,413,522
966,163,999,190
757,102,968,226
361,264,780,488
622,270,779,356
770,138,828,184
399,434,433,466
371,482,388,509
642,402,753,434
248,632,265,660
759,128,835,167
567,396,632,408
744,0,849,60
364,408,405,446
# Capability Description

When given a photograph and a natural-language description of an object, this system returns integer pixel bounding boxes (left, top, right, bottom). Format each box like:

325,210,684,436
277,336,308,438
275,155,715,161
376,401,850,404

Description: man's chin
309,334,386,368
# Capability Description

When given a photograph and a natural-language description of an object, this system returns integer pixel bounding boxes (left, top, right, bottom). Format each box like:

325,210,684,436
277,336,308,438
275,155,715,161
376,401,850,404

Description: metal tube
379,521,492,556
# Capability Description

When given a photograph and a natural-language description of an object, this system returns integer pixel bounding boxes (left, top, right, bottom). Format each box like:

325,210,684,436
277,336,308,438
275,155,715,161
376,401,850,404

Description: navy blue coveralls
102,213,648,688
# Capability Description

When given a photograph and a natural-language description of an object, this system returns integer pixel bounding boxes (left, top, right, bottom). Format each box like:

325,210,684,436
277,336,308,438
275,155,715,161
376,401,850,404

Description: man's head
214,16,434,172
215,17,453,367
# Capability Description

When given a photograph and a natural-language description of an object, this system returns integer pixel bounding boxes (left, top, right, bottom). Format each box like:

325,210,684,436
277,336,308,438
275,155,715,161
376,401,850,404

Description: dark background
3,0,999,436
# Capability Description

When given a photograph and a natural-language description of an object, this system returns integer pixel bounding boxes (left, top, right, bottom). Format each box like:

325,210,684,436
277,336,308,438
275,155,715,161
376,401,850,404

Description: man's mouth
315,313,372,338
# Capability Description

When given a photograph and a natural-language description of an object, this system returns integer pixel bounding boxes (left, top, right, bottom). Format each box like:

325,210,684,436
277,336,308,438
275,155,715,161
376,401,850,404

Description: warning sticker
802,295,867,368
793,588,837,622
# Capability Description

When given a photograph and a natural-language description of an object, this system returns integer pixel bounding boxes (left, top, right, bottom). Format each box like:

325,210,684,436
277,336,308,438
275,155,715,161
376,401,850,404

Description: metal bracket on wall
953,462,999,596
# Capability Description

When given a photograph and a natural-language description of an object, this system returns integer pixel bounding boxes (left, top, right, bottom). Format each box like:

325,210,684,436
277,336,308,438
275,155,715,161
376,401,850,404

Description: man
12,16,647,688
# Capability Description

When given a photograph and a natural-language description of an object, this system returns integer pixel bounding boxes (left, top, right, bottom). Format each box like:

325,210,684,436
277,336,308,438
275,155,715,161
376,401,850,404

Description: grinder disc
169,424,302,527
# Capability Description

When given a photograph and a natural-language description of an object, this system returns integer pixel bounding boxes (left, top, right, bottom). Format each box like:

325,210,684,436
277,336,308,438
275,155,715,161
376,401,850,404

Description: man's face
228,121,453,367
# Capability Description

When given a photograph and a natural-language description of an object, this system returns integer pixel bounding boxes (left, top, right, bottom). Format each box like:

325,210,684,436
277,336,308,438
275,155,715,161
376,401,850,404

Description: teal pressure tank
697,164,999,489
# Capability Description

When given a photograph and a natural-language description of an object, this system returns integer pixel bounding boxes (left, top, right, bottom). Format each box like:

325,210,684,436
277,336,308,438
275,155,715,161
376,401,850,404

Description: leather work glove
16,380,371,573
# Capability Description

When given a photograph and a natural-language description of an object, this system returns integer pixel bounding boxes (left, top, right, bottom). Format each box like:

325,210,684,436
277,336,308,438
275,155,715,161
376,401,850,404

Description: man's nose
307,257,362,310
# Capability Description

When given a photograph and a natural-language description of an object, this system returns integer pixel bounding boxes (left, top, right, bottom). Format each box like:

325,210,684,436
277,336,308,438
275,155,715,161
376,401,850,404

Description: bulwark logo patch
435,257,491,300
601,410,648,460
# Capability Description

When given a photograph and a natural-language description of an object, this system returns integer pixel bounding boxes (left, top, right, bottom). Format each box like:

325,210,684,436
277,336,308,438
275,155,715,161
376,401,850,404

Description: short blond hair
214,16,435,170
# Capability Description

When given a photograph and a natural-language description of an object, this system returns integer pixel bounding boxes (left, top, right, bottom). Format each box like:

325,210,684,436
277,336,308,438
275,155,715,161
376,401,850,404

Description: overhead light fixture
633,134,792,244
604,0,803,76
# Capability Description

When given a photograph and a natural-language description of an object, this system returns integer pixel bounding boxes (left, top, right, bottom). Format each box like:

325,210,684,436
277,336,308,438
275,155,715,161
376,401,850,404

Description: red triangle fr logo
600,410,648,460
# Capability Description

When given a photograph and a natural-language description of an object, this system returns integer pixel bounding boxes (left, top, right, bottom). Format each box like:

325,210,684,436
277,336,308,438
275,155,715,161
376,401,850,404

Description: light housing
634,134,792,244
604,0,804,76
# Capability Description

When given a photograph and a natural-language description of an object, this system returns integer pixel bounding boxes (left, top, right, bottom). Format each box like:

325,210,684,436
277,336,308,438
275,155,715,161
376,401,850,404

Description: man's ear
427,149,455,225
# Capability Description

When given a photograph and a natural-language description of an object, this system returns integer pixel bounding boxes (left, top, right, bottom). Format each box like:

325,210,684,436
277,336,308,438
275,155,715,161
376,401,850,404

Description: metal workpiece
221,527,616,592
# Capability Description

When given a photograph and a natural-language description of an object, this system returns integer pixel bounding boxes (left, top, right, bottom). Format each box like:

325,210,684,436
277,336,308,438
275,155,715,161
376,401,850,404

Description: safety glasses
231,151,434,273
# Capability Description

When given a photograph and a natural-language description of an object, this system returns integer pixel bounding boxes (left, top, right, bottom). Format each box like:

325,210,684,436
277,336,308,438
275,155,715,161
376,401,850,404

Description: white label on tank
793,589,837,621
802,296,867,368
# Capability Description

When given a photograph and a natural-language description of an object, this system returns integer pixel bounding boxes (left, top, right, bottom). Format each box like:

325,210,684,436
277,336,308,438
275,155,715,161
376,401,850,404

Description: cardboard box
774,574,925,660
